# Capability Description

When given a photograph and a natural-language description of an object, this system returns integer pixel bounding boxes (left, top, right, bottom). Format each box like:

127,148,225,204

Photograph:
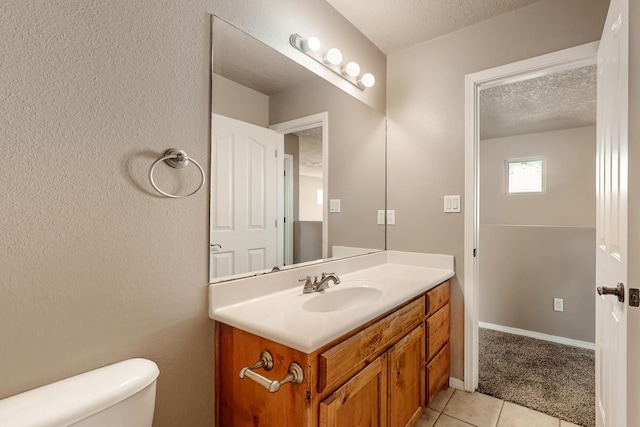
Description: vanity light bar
289,34,375,90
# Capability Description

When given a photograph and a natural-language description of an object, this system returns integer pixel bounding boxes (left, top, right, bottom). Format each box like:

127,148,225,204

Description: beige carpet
478,328,595,427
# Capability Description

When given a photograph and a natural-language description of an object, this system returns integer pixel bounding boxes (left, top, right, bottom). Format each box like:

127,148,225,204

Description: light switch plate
329,199,341,213
444,195,461,213
387,210,396,225
377,210,385,225
554,298,564,312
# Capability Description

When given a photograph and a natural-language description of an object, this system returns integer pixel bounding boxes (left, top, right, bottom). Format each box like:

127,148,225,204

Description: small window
506,158,545,194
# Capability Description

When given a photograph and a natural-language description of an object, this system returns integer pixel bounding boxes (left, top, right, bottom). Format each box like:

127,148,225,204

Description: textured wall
1,1,213,426
386,0,609,381
0,1,385,426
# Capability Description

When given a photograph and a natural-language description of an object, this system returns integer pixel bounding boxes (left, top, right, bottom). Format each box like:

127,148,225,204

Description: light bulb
324,48,343,65
359,72,375,88
306,36,321,52
342,61,360,77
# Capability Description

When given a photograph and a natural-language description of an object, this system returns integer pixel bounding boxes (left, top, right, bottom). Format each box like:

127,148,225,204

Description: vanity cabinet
216,281,450,427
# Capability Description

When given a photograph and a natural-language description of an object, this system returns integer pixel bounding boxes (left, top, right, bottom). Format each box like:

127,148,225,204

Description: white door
210,114,279,279
595,0,628,425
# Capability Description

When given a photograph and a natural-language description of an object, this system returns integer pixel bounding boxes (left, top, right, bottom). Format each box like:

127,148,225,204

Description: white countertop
209,251,454,354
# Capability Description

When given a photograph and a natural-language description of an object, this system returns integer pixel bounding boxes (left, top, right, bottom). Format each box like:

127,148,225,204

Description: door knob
597,282,625,303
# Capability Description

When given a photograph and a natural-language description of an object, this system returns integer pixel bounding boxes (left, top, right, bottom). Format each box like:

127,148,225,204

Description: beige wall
212,74,269,127
0,1,383,426
270,78,387,254
479,225,596,341
299,175,323,221
481,126,596,227
479,126,596,342
386,0,609,380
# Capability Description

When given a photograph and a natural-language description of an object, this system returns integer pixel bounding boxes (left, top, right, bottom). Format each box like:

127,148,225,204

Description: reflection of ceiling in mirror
213,17,319,95
480,65,596,140
294,127,323,178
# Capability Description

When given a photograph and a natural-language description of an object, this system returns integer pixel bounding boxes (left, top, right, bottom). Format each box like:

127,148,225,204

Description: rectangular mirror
210,16,386,282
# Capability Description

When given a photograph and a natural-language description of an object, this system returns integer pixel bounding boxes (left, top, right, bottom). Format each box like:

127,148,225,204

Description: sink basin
302,286,383,313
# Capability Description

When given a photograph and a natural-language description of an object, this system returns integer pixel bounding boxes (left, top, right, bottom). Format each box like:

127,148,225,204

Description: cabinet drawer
318,296,425,393
426,342,450,404
426,281,449,318
426,303,449,361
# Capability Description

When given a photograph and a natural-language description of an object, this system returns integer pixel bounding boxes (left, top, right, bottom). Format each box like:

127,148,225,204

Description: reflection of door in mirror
210,114,280,280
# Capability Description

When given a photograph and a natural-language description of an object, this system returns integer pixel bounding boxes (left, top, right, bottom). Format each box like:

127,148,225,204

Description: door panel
596,0,628,425
211,114,279,279
388,325,425,427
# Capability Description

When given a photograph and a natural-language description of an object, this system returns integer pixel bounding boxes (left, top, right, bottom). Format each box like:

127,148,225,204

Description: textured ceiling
295,127,323,178
213,17,318,95
327,0,547,53
213,18,325,178
479,65,597,140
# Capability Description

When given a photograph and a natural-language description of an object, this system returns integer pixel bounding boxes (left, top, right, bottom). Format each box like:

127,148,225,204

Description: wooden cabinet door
426,342,450,404
319,353,388,427
388,324,425,427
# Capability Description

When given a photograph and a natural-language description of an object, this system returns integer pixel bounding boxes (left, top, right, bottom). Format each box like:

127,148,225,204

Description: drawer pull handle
239,351,304,393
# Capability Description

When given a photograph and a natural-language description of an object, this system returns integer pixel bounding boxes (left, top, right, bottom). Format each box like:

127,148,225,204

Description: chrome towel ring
149,149,206,199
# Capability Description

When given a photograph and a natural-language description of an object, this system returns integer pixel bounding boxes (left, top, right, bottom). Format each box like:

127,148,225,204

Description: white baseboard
479,321,595,350
448,377,465,390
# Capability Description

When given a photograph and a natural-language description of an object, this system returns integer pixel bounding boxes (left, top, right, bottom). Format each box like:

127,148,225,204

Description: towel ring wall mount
149,149,206,199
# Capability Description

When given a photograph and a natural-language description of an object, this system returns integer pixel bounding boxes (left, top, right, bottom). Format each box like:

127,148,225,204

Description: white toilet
0,358,159,427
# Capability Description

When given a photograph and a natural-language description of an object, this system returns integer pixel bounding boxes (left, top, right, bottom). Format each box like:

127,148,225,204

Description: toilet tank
0,358,159,427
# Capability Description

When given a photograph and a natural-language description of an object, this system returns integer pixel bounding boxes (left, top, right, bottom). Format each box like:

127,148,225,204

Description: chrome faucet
300,272,341,293
316,272,340,291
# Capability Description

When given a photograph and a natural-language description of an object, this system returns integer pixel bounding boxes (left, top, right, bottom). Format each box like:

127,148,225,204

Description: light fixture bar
289,34,374,91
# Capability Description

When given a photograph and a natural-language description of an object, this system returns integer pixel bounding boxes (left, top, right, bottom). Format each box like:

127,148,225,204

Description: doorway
271,112,329,262
464,41,599,391
475,61,597,425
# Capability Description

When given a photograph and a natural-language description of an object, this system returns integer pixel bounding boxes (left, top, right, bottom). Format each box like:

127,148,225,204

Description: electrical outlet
554,298,564,312
377,210,385,225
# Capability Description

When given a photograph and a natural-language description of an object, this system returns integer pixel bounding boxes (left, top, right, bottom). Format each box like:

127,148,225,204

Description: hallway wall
386,0,609,379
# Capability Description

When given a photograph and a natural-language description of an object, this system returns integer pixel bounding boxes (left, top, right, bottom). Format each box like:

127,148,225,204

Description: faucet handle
300,276,315,293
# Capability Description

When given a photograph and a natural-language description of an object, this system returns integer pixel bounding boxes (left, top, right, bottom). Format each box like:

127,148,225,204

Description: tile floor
416,387,581,427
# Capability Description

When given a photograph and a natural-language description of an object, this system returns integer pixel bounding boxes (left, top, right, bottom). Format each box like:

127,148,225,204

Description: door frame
283,154,294,265
463,41,599,391
270,112,329,259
